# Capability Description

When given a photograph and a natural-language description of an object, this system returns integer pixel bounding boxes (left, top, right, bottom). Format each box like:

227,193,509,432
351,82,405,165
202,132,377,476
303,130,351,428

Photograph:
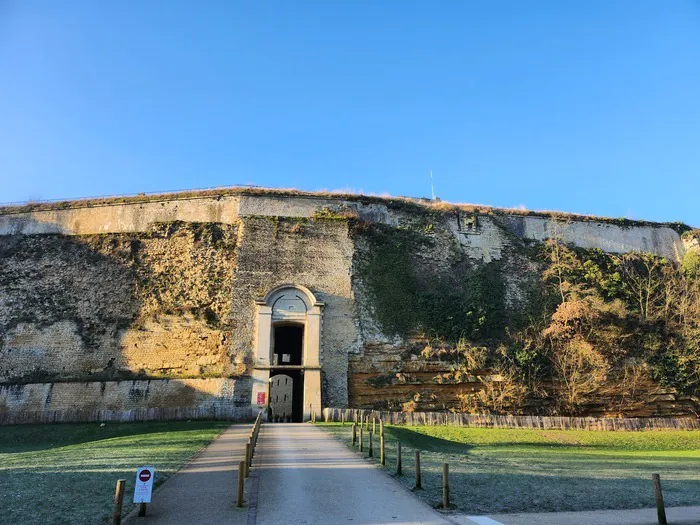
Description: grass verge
317,422,700,514
0,420,229,524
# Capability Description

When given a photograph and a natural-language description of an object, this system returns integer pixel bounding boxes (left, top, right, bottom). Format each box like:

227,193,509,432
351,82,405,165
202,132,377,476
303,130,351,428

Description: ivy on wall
354,223,508,344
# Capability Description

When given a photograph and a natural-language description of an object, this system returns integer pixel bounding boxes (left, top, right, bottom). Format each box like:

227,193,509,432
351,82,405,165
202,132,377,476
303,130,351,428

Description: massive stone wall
0,378,242,412
0,221,239,384
0,188,694,420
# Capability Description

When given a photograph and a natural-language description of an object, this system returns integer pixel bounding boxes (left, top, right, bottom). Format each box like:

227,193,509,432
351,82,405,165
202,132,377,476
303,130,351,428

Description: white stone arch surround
250,284,324,421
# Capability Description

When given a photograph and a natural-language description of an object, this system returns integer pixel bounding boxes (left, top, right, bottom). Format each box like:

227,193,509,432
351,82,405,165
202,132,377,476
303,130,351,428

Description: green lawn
318,422,700,514
0,421,229,525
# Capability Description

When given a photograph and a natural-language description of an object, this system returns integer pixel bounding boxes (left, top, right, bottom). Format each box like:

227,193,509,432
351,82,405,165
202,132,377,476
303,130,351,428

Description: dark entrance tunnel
270,324,304,422
272,324,303,366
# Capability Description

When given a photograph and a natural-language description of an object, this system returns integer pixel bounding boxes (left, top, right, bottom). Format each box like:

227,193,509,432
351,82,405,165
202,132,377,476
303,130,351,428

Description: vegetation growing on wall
356,220,700,416
355,223,508,344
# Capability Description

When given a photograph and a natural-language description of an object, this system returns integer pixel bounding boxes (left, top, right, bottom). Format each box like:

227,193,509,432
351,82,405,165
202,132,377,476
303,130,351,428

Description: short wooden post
112,479,126,525
442,463,450,509
380,434,385,465
236,460,245,507
380,420,384,436
372,417,376,435
359,426,364,452
415,450,422,489
138,503,147,517
244,442,251,478
368,431,373,458
352,423,357,446
652,473,667,525
396,441,402,475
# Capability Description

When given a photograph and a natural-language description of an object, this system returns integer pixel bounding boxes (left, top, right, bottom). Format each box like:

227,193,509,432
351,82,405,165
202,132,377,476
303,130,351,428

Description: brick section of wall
229,216,359,407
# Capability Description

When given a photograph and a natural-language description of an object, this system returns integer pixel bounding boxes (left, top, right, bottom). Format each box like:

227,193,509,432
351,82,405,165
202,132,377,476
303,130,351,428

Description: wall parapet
322,407,700,431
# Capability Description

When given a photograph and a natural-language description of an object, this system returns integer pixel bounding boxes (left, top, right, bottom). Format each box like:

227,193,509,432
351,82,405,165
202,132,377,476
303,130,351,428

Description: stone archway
250,284,323,421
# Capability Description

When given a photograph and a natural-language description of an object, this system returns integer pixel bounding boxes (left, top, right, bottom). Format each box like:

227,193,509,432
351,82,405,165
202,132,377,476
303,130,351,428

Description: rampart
0,187,695,422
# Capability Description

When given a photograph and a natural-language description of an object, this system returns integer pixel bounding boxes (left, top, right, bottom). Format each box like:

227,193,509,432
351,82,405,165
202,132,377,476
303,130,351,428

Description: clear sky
1,1,699,225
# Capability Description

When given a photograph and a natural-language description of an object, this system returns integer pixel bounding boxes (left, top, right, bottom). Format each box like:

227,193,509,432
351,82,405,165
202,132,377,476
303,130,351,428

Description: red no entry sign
134,466,155,503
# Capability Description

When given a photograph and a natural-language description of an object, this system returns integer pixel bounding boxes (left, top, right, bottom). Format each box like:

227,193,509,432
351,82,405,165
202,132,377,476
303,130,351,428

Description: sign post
134,466,155,517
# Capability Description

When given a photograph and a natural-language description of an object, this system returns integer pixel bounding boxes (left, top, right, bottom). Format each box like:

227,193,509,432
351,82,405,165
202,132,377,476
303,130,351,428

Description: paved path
254,423,451,525
125,424,251,525
455,506,700,525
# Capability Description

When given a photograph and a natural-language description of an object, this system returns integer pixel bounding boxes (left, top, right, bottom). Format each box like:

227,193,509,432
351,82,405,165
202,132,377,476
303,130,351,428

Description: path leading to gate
125,424,250,525
254,423,451,525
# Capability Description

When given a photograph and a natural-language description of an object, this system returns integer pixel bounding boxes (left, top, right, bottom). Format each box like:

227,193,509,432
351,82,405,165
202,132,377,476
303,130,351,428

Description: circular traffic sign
139,470,152,482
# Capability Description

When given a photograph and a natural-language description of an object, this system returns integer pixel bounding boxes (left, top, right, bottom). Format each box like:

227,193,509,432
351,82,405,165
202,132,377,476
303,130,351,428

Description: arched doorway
250,285,323,422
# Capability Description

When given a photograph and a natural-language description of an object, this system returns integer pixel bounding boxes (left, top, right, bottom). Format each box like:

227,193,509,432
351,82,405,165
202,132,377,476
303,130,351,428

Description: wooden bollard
368,431,373,458
359,426,364,452
372,417,376,435
112,479,126,525
380,434,385,465
244,442,251,478
352,423,357,446
236,461,245,507
396,441,402,475
415,450,422,489
653,474,667,525
380,420,384,437
442,463,450,509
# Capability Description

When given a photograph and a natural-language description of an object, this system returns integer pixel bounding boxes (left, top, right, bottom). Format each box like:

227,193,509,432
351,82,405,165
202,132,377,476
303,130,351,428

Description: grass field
318,422,700,514
0,421,229,525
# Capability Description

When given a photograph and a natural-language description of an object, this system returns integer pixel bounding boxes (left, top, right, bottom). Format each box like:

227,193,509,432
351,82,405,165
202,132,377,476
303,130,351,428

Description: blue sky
1,1,699,225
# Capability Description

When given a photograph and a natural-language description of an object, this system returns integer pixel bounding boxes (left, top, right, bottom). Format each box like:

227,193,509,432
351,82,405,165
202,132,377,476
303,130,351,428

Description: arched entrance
250,285,323,422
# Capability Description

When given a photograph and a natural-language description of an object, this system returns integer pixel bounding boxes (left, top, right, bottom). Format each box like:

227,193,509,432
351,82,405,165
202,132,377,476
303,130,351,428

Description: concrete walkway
254,423,451,525
125,424,251,525
454,506,700,524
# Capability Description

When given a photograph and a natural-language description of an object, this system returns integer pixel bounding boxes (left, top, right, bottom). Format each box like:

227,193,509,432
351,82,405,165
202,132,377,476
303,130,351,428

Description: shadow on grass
0,420,229,453
412,470,700,514
382,426,474,454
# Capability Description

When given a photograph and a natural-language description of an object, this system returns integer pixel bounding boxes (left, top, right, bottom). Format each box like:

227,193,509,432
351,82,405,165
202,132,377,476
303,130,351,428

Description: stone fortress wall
0,188,693,419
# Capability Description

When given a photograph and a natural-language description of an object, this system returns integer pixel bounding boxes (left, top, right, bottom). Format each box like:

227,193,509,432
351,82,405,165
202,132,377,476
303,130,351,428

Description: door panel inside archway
270,370,303,422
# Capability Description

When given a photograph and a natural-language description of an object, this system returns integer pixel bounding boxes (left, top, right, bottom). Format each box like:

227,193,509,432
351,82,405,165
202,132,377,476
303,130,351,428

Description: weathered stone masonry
0,188,694,420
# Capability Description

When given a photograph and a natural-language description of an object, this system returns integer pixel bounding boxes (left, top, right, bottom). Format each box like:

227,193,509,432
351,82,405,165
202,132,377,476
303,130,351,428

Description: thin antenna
430,169,435,200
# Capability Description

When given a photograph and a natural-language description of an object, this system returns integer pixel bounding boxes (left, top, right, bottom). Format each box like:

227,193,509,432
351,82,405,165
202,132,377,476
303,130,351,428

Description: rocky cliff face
0,221,239,384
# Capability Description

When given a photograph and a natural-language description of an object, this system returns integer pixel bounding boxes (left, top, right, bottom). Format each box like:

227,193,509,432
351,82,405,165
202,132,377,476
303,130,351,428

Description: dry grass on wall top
1,186,692,233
